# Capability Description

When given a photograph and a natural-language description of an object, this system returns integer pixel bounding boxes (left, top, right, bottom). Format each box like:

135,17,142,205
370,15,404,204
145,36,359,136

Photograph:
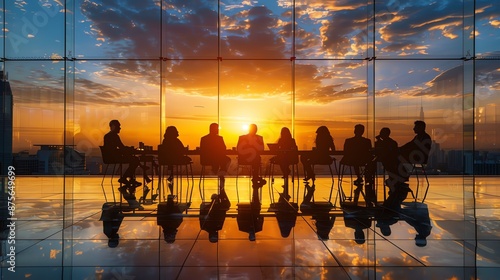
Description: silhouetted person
374,128,410,210
200,123,231,177
375,211,398,237
313,213,335,240
237,124,266,201
400,203,432,247
270,127,298,201
157,197,184,244
301,126,336,182
101,204,124,248
400,120,432,165
200,194,228,243
343,212,371,244
161,126,192,187
200,123,231,207
341,124,376,205
341,124,372,184
237,202,263,241
103,120,148,200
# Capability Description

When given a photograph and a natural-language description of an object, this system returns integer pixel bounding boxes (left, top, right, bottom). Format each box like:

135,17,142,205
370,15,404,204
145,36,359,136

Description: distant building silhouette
12,151,39,175
34,145,88,175
0,71,13,175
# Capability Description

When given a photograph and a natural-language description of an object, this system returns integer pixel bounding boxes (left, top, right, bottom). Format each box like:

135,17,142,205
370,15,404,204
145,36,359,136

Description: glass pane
75,60,161,154
5,0,65,58
219,60,293,149
295,60,368,149
162,60,219,149
75,0,161,59
163,0,218,59
375,0,463,58
375,60,464,174
295,0,369,59
475,0,500,57
8,61,65,155
220,0,293,59
475,60,499,155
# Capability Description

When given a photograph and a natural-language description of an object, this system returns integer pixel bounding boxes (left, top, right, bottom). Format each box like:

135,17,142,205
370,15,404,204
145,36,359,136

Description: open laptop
267,143,279,151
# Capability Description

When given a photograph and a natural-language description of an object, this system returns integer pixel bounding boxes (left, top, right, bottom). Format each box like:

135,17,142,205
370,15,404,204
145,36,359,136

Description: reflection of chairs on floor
309,157,338,203
338,161,366,205
198,158,220,203
157,144,194,210
267,150,300,205
99,146,124,203
235,157,263,203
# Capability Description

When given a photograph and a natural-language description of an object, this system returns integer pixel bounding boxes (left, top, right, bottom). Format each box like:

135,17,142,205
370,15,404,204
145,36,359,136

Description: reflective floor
1,174,500,279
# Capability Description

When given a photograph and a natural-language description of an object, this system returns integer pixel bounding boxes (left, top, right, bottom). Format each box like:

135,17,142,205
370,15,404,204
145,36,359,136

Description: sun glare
241,124,249,132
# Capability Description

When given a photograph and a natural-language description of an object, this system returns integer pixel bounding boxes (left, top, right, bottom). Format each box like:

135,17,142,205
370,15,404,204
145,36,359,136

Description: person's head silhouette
248,123,258,135
354,228,365,244
378,127,391,139
209,123,219,135
354,124,365,137
109,119,121,133
413,120,426,134
164,126,179,139
280,127,292,139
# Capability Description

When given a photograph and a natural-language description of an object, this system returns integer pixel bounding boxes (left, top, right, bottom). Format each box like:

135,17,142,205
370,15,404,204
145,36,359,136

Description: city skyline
4,0,500,155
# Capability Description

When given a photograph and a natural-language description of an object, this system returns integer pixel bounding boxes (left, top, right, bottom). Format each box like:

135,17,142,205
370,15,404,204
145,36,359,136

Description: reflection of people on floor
275,210,297,238
270,127,298,201
100,203,124,248
302,182,315,204
237,123,265,181
400,203,432,247
199,194,228,243
237,202,263,241
375,211,398,237
341,124,376,205
300,126,335,182
374,127,410,210
343,212,371,244
103,119,149,202
157,196,184,243
313,213,336,240
162,126,192,193
200,123,231,207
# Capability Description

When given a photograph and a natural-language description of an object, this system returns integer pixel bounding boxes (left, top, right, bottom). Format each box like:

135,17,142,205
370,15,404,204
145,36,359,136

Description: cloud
75,0,496,105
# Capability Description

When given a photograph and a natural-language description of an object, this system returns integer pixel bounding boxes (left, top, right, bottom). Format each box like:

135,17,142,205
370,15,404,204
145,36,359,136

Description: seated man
200,123,231,206
237,123,266,194
341,124,373,185
200,123,231,177
103,120,147,199
399,120,432,165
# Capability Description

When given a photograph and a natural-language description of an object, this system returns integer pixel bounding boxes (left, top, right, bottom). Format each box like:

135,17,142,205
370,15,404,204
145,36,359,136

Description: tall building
0,71,12,176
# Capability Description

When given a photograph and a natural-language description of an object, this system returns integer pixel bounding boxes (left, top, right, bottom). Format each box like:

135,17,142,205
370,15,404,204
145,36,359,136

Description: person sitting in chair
161,126,192,183
300,126,336,182
270,127,298,201
341,124,372,185
103,119,149,200
399,120,432,166
200,123,231,207
237,123,266,185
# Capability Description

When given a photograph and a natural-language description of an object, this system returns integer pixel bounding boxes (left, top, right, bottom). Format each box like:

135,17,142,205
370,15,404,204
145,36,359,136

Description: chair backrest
158,143,187,166
99,146,122,164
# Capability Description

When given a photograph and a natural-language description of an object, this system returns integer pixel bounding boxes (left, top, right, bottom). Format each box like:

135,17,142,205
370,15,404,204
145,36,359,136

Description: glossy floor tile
1,175,499,279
